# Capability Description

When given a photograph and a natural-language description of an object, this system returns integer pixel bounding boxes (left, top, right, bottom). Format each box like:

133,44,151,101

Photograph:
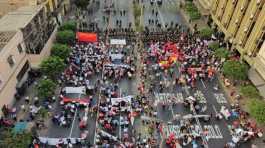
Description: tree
36,78,56,100
51,43,72,60
56,30,75,45
214,47,230,59
185,1,201,20
199,27,214,39
0,128,32,147
75,0,89,10
240,85,260,98
40,56,66,79
248,98,265,124
59,21,77,31
222,60,248,81
208,41,219,51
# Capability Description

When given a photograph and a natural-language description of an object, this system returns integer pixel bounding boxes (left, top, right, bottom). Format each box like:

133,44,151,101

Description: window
7,55,15,67
16,61,30,81
17,43,23,53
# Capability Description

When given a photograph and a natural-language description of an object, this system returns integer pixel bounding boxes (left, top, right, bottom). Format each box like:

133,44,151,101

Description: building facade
0,5,58,114
0,31,28,110
0,0,70,22
210,0,265,96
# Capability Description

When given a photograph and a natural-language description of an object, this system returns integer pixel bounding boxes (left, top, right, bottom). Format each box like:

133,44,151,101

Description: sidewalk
178,0,208,31
217,75,265,147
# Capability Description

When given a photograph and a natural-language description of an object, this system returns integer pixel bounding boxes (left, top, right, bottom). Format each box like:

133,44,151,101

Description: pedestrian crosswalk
154,93,184,104
194,90,207,104
214,93,227,104
164,124,223,139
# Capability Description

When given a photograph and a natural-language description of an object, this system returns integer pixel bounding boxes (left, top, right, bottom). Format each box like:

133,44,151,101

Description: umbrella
13,121,27,134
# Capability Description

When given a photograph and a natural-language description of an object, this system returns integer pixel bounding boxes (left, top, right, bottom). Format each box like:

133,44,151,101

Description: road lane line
93,65,105,145
69,108,78,138
214,125,223,138
154,3,165,28
212,105,218,115
119,88,122,140
183,85,190,95
201,79,206,88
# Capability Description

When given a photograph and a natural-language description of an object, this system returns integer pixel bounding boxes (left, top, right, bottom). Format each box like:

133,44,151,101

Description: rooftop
0,5,43,31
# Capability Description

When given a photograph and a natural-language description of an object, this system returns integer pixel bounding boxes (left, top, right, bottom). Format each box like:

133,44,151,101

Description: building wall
0,0,36,17
211,0,265,79
0,31,28,111
28,26,57,68
198,0,213,10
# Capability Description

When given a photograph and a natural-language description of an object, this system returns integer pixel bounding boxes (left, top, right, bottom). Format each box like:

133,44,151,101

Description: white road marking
212,105,218,115
154,93,184,103
194,90,207,103
215,125,223,138
201,79,206,88
69,108,78,138
93,66,105,145
155,3,165,28
183,85,190,95
164,124,223,139
214,93,228,104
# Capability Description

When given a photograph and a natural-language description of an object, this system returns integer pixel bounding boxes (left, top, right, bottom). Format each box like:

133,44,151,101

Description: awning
76,32,97,42
13,122,27,134
248,68,265,97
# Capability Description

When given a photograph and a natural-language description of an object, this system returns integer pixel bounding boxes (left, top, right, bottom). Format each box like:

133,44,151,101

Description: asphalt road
40,0,253,147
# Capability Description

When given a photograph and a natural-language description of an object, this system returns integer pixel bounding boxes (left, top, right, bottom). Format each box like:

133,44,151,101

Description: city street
38,0,256,147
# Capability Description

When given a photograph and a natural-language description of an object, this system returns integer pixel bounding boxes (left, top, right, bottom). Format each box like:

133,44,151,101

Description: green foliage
37,108,49,119
199,27,214,39
75,0,89,10
0,128,32,147
36,79,56,100
59,21,77,31
51,43,72,60
240,85,260,98
133,4,141,19
208,41,219,51
214,48,230,59
185,1,201,20
40,56,66,79
133,3,141,29
56,30,75,45
248,98,265,124
222,60,249,81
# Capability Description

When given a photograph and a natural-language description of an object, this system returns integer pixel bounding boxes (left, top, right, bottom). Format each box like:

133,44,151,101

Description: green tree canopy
40,56,66,79
56,30,75,45
59,21,77,31
185,1,201,20
222,60,249,81
75,0,89,10
199,27,214,39
208,41,219,51
240,85,260,98
248,98,265,124
214,47,230,59
0,128,32,147
51,43,72,60
36,78,56,100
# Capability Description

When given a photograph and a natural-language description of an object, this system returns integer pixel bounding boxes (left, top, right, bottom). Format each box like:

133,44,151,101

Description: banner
38,137,83,146
77,32,97,42
111,95,133,105
104,63,130,69
110,39,126,45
